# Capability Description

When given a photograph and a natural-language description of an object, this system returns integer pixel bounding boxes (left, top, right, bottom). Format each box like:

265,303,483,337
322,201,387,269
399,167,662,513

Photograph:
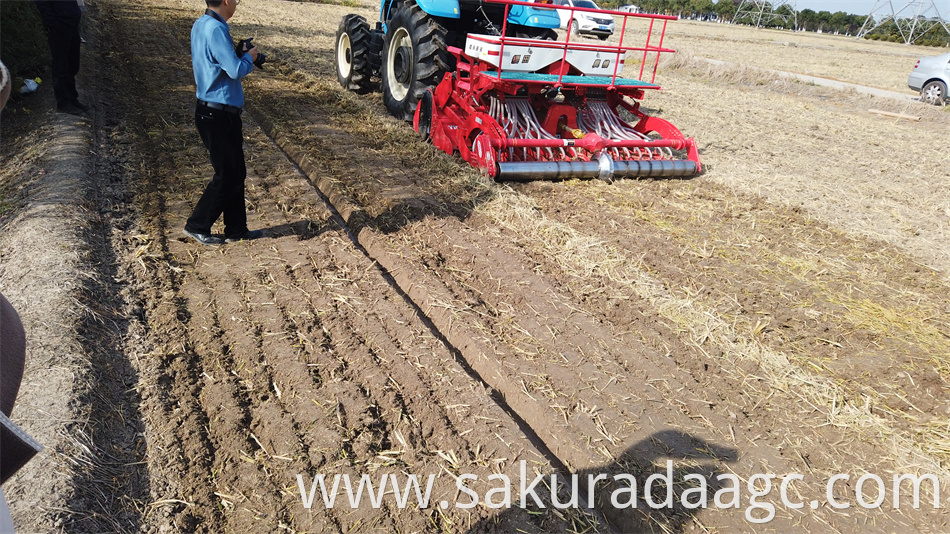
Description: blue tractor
335,0,561,121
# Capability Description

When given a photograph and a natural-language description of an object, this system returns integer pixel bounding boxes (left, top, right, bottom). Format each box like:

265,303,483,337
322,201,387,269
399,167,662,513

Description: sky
744,1,949,17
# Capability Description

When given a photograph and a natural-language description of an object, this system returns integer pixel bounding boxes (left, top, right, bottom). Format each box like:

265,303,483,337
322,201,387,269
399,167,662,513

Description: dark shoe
57,103,84,115
183,228,224,245
225,229,264,243
71,99,90,112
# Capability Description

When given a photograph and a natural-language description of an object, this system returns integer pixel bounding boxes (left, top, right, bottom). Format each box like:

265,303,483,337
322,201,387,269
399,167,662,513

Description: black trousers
43,21,81,105
185,106,248,237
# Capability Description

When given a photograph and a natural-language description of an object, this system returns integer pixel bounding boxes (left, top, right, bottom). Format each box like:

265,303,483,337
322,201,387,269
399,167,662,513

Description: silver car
907,52,950,105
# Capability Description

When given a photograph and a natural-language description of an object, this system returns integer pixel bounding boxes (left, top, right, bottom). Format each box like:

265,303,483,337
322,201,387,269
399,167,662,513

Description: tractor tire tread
382,1,450,121
336,14,375,94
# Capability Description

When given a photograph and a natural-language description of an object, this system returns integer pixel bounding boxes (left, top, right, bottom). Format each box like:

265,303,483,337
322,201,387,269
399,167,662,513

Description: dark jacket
33,0,82,27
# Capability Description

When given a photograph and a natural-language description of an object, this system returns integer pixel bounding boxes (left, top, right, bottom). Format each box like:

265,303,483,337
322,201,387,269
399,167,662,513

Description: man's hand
236,38,259,62
235,37,265,68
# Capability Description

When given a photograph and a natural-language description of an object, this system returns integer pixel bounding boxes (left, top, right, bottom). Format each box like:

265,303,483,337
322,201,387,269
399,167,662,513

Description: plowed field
2,0,949,533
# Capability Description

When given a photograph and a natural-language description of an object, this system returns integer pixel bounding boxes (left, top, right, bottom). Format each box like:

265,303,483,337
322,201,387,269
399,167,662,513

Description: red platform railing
486,0,679,87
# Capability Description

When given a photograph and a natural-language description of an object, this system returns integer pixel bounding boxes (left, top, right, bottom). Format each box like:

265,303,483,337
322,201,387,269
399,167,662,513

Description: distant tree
815,10,832,32
829,11,850,34
687,0,715,19
714,0,736,21
773,4,795,29
668,0,689,16
639,0,663,14
797,8,815,31
844,14,864,34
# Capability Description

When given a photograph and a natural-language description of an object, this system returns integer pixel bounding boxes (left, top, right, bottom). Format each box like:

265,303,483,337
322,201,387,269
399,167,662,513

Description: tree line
596,0,950,47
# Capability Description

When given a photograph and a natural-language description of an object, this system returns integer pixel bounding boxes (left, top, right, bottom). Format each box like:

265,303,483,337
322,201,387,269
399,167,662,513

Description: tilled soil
2,0,950,533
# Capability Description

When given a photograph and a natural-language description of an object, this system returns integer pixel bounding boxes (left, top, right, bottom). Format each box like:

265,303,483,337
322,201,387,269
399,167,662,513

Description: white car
619,4,641,13
907,52,950,105
552,0,614,40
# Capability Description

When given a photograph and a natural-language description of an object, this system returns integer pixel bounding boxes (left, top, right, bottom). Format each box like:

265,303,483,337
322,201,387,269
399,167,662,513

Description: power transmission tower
732,0,798,29
856,1,950,44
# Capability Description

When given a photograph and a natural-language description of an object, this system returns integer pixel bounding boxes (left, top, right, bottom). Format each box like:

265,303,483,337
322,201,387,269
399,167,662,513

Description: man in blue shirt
184,0,263,245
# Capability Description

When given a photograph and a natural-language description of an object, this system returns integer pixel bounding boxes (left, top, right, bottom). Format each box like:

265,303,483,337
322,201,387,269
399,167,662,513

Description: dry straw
479,186,950,485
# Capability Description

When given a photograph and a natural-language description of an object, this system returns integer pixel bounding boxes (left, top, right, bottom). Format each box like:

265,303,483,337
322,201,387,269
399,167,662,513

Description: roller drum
496,161,603,181
613,160,698,178
496,159,698,181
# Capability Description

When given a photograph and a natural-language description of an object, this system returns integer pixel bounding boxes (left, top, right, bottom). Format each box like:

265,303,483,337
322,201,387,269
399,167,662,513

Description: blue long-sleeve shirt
191,11,253,108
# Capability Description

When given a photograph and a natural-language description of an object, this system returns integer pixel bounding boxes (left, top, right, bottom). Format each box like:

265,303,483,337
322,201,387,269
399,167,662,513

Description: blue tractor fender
507,3,560,28
380,0,560,29
416,0,462,18
381,0,460,21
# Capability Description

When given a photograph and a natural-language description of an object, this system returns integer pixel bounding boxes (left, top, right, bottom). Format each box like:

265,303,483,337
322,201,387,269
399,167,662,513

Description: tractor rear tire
381,2,450,121
336,14,374,94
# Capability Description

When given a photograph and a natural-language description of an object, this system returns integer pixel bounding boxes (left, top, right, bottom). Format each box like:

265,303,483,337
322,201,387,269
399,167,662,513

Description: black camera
235,37,267,69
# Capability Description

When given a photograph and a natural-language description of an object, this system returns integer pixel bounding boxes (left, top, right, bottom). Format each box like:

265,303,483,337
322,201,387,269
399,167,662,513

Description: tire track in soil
243,83,720,531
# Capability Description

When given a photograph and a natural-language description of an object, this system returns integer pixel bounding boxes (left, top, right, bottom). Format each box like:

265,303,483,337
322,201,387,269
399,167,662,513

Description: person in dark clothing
34,0,88,115
183,0,264,245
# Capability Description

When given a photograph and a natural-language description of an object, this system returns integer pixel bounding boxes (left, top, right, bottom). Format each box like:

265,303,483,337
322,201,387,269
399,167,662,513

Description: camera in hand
235,38,267,69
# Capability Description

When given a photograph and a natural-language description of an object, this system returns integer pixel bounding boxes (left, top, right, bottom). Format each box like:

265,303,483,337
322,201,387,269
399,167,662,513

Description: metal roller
496,158,699,182
613,159,699,178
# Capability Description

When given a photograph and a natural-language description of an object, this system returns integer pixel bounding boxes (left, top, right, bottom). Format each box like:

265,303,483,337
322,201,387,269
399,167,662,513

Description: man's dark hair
206,0,223,6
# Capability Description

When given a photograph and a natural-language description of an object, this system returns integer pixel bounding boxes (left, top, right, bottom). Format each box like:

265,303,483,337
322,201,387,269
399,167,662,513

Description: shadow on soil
65,212,151,534
467,430,739,534
262,219,338,240
63,5,152,532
